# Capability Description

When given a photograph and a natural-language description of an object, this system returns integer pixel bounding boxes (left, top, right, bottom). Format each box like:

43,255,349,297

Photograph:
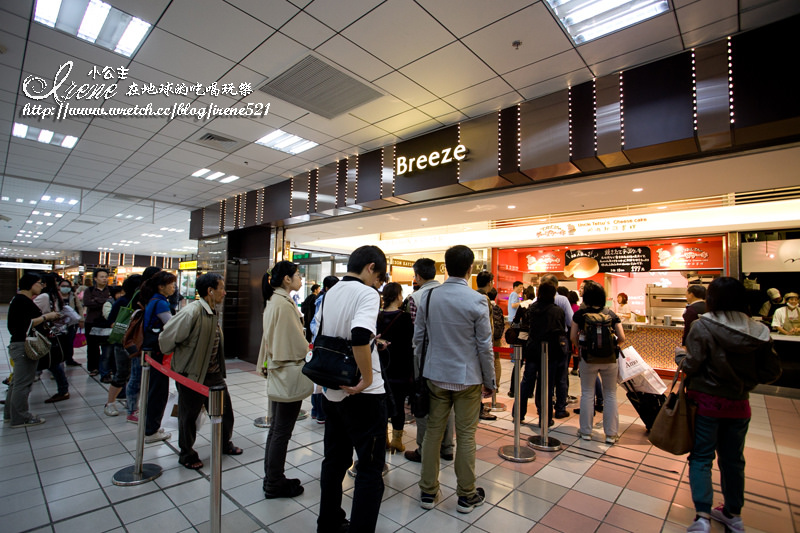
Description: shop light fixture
192,169,210,177
41,195,51,201
13,122,80,150
508,205,516,209
545,0,669,44
420,217,428,222
255,130,318,155
15,199,23,203
205,171,225,181
632,188,643,192
0,197,8,201
34,0,152,57
219,175,239,184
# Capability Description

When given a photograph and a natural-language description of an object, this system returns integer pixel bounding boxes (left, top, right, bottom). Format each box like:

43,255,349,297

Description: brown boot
389,429,405,453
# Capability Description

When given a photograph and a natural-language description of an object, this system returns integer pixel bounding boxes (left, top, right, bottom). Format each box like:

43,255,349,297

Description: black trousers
85,324,102,372
318,393,386,533
177,373,234,464
263,400,302,491
144,350,170,436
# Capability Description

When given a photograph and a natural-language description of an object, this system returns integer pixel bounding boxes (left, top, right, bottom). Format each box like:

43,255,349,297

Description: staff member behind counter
773,292,800,335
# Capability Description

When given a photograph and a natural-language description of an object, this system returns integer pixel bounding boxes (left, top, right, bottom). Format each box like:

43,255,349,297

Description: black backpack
491,304,505,341
579,309,617,363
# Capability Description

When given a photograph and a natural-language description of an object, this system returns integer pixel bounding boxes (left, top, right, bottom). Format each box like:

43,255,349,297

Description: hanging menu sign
564,247,651,274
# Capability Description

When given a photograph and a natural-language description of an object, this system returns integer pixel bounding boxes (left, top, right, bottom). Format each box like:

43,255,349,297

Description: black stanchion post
528,342,562,452
112,350,163,486
209,385,224,533
498,344,535,462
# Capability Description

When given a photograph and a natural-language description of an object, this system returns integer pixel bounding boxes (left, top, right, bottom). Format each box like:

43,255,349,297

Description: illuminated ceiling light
77,0,111,43
68,199,78,205
44,212,51,216
15,198,23,203
32,211,40,215
125,214,133,218
29,200,36,204
41,195,51,201
219,175,239,184
38,129,54,144
508,205,516,209
34,0,62,27
0,196,8,201
192,168,210,177
632,188,643,192
420,217,428,222
33,0,151,57
135,216,143,220
657,206,668,210
12,123,28,138
255,129,317,154
546,0,669,44
55,197,64,203
61,136,78,148
55,214,63,218
205,171,225,181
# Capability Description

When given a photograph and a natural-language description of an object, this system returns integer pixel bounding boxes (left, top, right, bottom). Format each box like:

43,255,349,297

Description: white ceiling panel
241,32,311,82
589,37,684,78
740,0,800,30
373,72,437,107
134,28,235,86
295,112,370,139
158,0,271,61
676,0,737,33
305,0,383,31
462,3,573,75
416,99,458,119
502,50,588,92
231,144,294,166
316,36,393,83
461,92,523,119
225,0,298,28
349,96,411,124
107,0,170,25
680,17,739,48
279,11,336,49
417,0,536,38
443,78,516,110
343,0,455,69
401,42,497,98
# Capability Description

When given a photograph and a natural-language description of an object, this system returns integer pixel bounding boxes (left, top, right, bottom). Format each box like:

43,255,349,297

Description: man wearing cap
760,288,785,324
773,292,800,335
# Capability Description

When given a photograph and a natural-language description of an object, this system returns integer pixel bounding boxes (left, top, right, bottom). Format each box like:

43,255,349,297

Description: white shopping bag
618,345,648,383
628,367,667,395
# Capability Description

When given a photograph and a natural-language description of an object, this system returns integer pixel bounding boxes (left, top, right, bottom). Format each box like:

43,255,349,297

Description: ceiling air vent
191,130,249,153
259,55,383,119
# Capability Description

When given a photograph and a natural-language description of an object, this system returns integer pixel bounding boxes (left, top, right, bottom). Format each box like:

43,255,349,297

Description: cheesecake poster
564,247,652,274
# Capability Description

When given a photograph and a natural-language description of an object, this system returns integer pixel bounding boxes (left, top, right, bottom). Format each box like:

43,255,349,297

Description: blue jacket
413,277,495,389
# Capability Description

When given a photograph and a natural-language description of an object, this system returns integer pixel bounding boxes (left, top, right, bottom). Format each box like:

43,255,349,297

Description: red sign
649,242,723,270
524,251,563,272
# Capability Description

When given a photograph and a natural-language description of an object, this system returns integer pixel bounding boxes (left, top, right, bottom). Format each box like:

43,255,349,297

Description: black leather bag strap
418,288,435,378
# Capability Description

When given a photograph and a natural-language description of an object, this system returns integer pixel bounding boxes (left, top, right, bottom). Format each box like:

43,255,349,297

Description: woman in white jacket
257,261,313,499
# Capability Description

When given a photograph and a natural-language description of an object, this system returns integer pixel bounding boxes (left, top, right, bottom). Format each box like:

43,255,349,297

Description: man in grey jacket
415,245,495,514
159,273,242,469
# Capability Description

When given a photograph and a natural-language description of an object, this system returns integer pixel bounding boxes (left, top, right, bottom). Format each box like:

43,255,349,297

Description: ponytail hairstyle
381,282,403,309
263,261,298,302
140,271,177,305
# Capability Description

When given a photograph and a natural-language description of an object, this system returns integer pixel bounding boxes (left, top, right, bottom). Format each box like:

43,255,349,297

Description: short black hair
582,281,607,308
706,277,747,313
109,286,124,298
310,284,320,293
322,275,339,291
93,267,110,279
444,245,474,278
537,282,556,305
142,266,162,281
196,273,223,298
19,272,42,291
476,271,493,289
122,274,143,297
487,288,498,301
413,258,436,281
556,286,569,297
568,290,579,306
512,281,523,289
687,284,707,299
347,245,386,278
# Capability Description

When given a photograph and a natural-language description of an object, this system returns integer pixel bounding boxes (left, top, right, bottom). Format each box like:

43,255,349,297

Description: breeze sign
396,144,467,176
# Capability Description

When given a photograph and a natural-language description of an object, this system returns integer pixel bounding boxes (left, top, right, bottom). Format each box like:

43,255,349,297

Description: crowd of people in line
4,244,783,533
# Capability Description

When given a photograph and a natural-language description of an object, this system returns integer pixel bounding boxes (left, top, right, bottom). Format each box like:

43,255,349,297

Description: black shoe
479,410,497,421
457,487,485,514
44,392,70,403
100,375,113,384
573,408,581,414
440,452,454,461
404,449,422,462
554,410,569,419
264,483,304,499
507,390,514,398
65,360,81,367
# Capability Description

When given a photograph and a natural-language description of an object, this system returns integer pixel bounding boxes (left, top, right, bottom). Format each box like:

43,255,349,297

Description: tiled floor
2,309,798,533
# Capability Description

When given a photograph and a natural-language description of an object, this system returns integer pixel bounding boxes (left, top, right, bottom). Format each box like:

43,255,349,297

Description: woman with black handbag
33,273,71,404
5,273,60,427
257,261,313,498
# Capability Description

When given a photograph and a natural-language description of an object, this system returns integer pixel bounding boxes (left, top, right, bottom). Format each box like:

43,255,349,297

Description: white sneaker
103,403,119,417
144,428,171,443
710,505,744,533
578,431,592,441
605,435,619,444
687,516,710,532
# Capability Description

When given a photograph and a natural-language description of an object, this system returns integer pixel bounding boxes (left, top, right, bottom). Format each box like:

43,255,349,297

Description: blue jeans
689,414,750,515
126,357,141,415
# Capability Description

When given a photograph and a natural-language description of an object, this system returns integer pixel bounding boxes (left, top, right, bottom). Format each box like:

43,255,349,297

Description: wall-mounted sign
565,247,651,275
525,252,563,272
179,260,198,270
391,259,416,268
649,242,723,270
396,144,467,176
0,261,53,271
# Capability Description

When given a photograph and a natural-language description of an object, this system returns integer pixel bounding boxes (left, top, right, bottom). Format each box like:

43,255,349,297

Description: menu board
564,247,651,274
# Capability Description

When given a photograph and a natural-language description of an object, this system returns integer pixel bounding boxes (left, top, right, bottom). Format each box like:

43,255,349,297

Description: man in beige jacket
159,273,242,470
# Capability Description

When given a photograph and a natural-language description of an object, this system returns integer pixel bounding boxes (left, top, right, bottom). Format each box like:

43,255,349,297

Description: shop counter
621,323,682,373
760,334,800,395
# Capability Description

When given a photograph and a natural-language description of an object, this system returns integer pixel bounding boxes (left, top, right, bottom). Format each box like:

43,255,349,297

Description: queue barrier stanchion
208,385,225,533
528,342,562,452
498,344,536,463
112,350,163,486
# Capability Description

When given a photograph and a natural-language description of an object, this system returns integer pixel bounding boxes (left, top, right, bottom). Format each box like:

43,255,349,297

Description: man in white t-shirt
315,245,387,533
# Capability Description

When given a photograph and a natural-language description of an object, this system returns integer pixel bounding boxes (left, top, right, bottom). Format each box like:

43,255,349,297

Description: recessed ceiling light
29,200,37,204
41,195,50,201
420,217,428,222
508,205,516,209
68,199,78,205
192,169,210,177
545,0,670,44
55,197,64,203
205,171,225,181
61,136,78,149
255,130,318,154
37,129,54,144
632,188,643,192
12,123,28,138
657,206,667,209
32,211,40,215
15,198,23,203
44,212,51,216
219,175,239,184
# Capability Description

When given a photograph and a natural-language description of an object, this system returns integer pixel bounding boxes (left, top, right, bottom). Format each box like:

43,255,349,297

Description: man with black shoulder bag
315,245,388,533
